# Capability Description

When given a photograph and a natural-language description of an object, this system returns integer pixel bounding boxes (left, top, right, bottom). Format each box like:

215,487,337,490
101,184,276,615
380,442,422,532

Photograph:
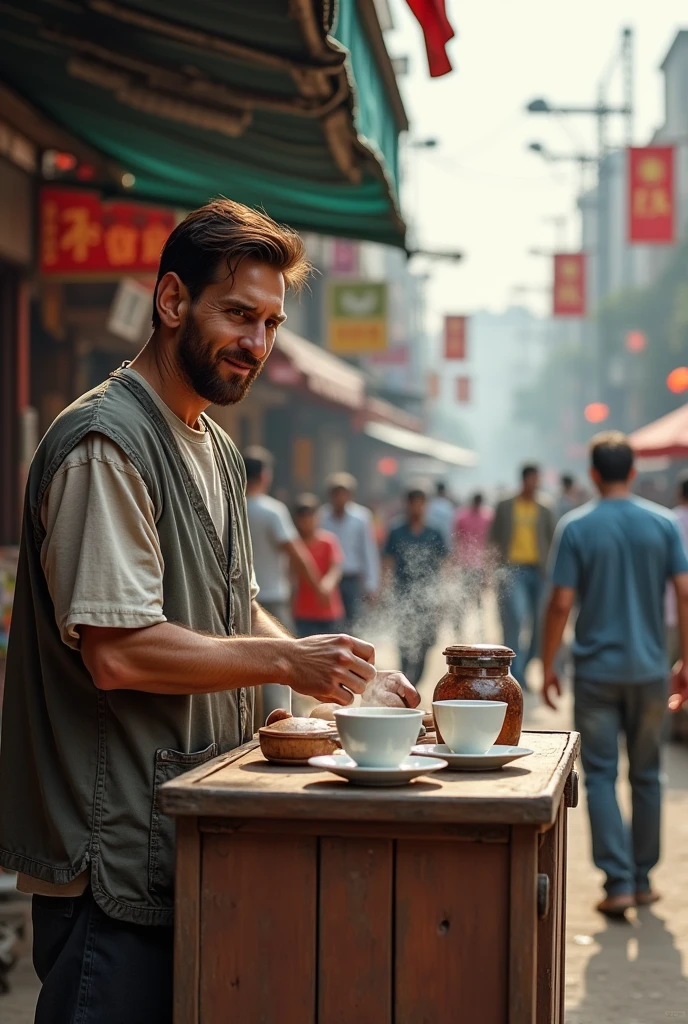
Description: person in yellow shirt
489,465,555,689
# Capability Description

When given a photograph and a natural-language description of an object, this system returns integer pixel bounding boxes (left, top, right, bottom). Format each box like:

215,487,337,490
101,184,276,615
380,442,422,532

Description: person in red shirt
292,494,345,637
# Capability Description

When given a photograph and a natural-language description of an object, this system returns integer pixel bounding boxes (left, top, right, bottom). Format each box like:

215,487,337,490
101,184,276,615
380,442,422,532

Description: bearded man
0,199,418,1024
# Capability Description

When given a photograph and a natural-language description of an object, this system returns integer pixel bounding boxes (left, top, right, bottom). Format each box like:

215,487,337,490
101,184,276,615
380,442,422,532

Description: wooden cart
161,729,580,1024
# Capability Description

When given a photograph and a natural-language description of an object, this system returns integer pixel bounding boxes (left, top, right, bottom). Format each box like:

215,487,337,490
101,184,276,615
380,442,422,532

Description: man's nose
237,323,268,360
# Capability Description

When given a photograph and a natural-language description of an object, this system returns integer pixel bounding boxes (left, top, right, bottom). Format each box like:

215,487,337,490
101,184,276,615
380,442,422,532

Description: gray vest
0,370,254,926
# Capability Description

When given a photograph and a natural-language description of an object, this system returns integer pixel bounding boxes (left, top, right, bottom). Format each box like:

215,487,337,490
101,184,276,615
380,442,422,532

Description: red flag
552,253,586,317
404,0,455,78
444,316,467,359
628,147,674,244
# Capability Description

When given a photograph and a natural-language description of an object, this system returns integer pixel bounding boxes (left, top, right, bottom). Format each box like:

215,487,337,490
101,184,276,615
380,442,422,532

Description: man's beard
177,314,263,406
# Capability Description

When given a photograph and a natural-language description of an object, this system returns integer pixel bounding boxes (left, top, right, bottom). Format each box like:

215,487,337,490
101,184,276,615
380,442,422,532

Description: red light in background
626,330,647,353
584,403,610,424
76,164,96,181
378,456,399,477
52,151,77,172
667,367,688,394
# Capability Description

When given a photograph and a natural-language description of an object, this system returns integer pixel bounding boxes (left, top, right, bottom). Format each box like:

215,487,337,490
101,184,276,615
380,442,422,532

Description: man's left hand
542,667,562,711
361,669,420,708
669,661,688,712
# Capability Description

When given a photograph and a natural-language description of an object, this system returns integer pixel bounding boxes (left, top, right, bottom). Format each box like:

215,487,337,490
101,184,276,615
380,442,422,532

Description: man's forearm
676,592,688,665
81,620,295,695
541,602,569,673
252,600,292,638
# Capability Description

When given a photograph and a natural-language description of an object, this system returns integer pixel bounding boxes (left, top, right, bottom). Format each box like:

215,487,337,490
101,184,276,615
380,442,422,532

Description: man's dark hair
407,488,427,502
561,474,574,490
472,492,483,507
590,431,634,482
521,464,539,481
678,470,688,502
242,445,274,484
436,481,447,496
152,199,311,327
294,493,320,516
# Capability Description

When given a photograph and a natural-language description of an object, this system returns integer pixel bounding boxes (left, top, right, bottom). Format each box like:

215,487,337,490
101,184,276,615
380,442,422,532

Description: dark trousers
32,889,173,1024
497,564,544,687
339,575,363,632
574,677,667,897
295,618,340,638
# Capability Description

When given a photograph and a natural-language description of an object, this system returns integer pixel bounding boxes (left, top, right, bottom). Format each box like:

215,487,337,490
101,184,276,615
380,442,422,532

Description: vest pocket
148,742,219,896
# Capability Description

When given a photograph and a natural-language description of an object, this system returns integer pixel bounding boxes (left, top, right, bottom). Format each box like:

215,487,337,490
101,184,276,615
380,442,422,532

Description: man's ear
155,272,189,328
628,466,638,483
589,466,600,488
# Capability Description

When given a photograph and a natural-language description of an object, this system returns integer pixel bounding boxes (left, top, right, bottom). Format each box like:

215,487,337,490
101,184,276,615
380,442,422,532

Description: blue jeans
574,677,667,897
497,565,544,687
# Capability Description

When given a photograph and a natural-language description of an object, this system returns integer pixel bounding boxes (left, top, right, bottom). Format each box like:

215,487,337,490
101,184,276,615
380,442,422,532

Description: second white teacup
334,707,424,768
433,700,507,755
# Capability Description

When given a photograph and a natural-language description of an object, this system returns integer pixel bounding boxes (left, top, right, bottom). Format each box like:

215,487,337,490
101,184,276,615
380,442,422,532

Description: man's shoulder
557,500,599,534
348,501,372,522
247,494,289,520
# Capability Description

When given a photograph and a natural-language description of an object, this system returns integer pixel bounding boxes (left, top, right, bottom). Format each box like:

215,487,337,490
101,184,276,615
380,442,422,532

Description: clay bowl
258,716,340,766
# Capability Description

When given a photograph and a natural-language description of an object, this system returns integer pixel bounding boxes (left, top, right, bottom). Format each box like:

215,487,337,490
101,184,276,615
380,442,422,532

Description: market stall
161,730,580,1024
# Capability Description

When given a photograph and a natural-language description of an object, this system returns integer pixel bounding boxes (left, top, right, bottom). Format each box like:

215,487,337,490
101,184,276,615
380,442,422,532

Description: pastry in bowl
259,714,339,765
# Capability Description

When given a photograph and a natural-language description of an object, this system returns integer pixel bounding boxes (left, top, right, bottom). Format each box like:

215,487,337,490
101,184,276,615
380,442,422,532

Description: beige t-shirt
18,369,255,896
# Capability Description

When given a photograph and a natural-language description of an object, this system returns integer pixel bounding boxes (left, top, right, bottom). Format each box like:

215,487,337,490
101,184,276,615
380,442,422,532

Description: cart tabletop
160,729,580,827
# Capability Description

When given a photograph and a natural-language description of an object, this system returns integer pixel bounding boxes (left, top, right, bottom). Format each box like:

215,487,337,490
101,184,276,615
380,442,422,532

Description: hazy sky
386,0,686,325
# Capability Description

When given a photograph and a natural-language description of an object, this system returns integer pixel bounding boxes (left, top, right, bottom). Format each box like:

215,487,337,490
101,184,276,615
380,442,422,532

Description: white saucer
308,754,447,786
412,744,534,771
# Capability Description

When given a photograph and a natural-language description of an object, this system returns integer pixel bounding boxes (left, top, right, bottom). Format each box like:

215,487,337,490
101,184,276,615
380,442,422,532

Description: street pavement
2,594,688,1021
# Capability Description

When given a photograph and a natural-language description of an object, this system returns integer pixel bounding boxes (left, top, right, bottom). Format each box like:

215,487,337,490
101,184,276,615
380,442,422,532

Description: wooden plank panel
558,801,569,1023
536,813,561,1024
199,817,509,843
509,827,538,1024
174,817,200,1024
200,831,317,1024
395,839,509,1023
319,837,393,1024
161,732,582,827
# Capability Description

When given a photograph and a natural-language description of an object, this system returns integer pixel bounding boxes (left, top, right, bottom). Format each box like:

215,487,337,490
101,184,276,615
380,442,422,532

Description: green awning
0,1,407,247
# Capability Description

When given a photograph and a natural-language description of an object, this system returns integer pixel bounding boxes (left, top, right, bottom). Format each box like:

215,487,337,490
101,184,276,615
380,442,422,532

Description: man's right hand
285,634,376,705
669,660,688,712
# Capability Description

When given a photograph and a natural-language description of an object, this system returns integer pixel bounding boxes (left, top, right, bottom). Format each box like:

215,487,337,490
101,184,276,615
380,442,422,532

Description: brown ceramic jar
433,644,523,747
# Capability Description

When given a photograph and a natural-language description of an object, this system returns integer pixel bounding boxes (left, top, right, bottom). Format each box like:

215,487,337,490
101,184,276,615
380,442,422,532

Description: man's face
330,488,350,514
177,257,286,406
296,510,316,539
523,471,539,496
408,495,426,520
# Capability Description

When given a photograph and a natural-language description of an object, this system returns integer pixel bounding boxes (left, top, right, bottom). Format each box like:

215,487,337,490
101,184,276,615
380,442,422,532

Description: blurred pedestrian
556,473,579,521
383,488,448,688
320,472,380,631
427,480,455,548
292,494,344,638
666,471,688,736
244,446,326,718
490,464,554,689
542,432,688,917
454,492,493,629
244,447,321,629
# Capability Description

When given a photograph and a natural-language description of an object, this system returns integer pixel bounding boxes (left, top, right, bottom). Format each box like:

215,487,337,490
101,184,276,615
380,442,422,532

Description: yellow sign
327,281,388,354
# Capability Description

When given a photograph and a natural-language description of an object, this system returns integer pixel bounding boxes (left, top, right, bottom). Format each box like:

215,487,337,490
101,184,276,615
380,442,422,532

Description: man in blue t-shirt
383,488,448,687
542,432,688,918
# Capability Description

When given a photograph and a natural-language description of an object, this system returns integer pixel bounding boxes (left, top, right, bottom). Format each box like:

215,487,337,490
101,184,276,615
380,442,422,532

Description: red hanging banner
444,316,467,360
628,147,674,244
40,187,177,277
552,253,586,317
456,376,470,403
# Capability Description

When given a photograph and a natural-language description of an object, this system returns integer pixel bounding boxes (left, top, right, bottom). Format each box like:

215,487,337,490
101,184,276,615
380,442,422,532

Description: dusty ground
2,595,687,1022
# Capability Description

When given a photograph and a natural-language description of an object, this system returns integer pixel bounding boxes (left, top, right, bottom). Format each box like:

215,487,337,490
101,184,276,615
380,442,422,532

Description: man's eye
229,308,246,318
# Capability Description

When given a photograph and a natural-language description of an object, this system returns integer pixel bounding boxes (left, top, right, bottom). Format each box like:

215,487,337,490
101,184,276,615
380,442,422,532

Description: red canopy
629,403,688,458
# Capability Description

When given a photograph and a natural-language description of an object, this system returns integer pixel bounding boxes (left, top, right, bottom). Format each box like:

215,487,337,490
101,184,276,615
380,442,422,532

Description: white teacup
334,707,424,768
433,700,507,755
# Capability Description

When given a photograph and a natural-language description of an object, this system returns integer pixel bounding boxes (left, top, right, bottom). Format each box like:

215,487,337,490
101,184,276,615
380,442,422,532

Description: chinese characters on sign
628,147,674,244
444,316,467,360
40,188,177,276
552,253,586,317
327,280,388,354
